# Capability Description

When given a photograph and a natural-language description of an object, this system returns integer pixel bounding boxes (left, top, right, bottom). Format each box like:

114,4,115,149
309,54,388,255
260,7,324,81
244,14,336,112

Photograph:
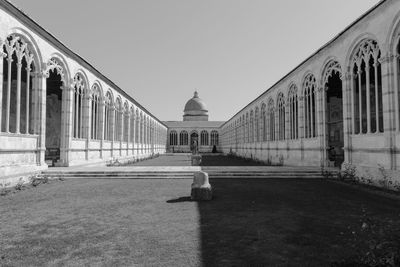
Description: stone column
0,43,5,131
60,83,74,166
85,94,92,160
15,43,26,134
318,86,327,167
394,55,400,132
380,54,396,170
25,54,34,134
37,72,48,165
343,71,352,165
126,112,130,155
99,100,105,159
298,96,305,160
110,106,115,157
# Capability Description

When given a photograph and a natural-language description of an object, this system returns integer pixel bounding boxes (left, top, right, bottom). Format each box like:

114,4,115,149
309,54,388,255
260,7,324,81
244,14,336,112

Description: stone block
191,155,202,166
191,171,212,201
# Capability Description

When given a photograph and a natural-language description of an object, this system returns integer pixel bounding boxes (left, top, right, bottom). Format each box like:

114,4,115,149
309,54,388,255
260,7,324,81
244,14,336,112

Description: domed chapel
163,91,223,153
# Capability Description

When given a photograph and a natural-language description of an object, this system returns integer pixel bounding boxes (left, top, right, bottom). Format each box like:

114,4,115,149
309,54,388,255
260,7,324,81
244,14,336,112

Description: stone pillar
37,72,48,165
15,43,26,134
380,54,396,170
343,72,353,165
85,95,92,160
126,112,130,155
394,55,400,132
317,86,326,167
25,56,33,134
298,96,305,160
0,44,5,131
110,106,115,157
99,100,105,159
60,83,74,166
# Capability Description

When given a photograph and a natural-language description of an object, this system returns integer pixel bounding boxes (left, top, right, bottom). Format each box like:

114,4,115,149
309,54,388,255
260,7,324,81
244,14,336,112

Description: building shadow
193,178,400,266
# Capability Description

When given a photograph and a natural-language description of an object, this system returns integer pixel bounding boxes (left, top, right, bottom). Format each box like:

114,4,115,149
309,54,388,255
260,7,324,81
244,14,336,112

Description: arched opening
45,60,64,166
1,35,36,134
190,131,199,153
277,93,285,141
325,71,344,167
351,39,383,134
180,130,189,146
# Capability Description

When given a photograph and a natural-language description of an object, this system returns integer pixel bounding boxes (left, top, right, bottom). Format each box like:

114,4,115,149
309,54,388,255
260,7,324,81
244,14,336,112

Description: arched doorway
45,58,65,166
323,61,344,167
190,131,199,153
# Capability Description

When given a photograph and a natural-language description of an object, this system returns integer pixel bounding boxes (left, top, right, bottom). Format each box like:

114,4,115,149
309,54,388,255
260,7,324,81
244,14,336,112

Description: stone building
0,0,167,180
220,0,400,182
164,92,223,153
1,0,400,187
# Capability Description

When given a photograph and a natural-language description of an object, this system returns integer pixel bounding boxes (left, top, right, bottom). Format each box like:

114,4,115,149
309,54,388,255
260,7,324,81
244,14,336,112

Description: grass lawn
1,178,400,266
200,155,266,166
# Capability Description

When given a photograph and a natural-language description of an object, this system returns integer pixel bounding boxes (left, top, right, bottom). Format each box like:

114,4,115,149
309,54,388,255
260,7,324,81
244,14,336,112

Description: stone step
42,167,336,180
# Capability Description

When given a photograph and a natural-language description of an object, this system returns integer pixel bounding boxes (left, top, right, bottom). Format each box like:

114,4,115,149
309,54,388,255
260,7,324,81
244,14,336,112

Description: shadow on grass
166,196,193,203
195,179,400,266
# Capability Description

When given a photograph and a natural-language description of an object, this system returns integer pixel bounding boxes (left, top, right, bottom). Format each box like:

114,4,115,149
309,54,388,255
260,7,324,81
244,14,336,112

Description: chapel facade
164,91,223,153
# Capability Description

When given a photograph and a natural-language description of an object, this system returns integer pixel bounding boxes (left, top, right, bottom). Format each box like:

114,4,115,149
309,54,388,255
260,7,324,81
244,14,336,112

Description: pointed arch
90,83,102,140
267,98,275,141
1,33,40,134
277,92,286,140
288,83,299,140
349,38,383,134
302,73,317,138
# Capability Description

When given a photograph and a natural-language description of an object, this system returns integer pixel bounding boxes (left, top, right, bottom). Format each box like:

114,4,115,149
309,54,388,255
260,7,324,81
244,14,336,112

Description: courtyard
1,176,399,266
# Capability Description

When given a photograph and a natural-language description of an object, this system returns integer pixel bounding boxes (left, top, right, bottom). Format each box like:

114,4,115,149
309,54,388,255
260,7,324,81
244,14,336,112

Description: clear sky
9,0,380,121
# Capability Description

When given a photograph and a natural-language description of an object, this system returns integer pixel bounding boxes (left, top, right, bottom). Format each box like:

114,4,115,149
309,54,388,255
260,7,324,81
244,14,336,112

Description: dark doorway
45,69,63,166
190,131,199,153
326,72,344,167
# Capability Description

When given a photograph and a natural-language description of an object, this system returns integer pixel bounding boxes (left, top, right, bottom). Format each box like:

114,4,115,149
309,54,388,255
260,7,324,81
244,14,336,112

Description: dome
183,91,209,121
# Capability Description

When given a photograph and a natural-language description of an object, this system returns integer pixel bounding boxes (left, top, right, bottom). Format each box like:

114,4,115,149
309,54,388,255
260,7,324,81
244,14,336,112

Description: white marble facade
220,0,400,185
0,1,167,180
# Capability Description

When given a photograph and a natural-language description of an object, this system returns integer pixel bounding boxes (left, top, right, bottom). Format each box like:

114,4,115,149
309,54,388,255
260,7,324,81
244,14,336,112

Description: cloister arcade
168,129,219,153
0,1,167,178
221,0,400,180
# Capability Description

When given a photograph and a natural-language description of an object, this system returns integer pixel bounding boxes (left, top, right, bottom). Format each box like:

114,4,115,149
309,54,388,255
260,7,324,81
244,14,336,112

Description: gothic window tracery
180,130,189,145
255,107,260,142
170,130,178,146
72,73,86,139
114,98,123,141
268,99,275,141
130,107,135,143
277,93,285,140
303,74,317,138
250,110,254,142
200,130,209,146
90,84,101,140
1,34,36,134
123,102,129,142
104,92,113,141
351,39,383,134
210,130,219,146
261,103,266,141
288,84,299,140
135,110,140,143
